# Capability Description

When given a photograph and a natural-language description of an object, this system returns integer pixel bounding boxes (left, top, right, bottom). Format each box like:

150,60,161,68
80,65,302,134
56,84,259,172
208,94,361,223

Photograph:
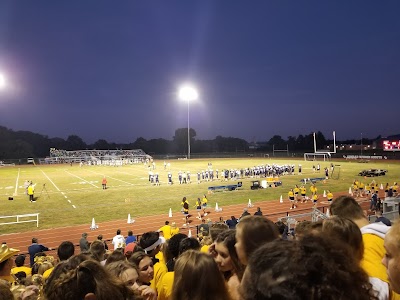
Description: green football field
0,158,398,234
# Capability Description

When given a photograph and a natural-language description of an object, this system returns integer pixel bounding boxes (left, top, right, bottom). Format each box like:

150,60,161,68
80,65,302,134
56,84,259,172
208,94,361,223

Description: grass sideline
0,158,398,234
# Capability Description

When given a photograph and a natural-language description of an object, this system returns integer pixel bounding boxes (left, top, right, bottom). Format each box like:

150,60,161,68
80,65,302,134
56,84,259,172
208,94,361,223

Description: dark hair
139,231,159,254
167,234,188,259
241,236,378,300
210,223,229,241
178,237,200,255
128,230,133,236
57,241,75,261
32,238,38,243
330,196,365,220
116,229,121,235
237,216,279,259
15,254,26,267
105,249,126,265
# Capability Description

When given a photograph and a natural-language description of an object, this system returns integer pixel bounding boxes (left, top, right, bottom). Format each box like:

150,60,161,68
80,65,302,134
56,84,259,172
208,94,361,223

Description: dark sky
0,1,399,144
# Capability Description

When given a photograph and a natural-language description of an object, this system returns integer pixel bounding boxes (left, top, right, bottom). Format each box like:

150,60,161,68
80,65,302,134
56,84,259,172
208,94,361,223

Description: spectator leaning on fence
28,238,52,267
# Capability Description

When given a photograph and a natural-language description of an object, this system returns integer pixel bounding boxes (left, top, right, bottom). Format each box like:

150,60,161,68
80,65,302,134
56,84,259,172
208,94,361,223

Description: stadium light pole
178,84,198,159
0,73,6,90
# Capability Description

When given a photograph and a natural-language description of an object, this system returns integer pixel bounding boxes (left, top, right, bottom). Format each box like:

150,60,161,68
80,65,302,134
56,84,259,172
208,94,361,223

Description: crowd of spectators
0,195,399,300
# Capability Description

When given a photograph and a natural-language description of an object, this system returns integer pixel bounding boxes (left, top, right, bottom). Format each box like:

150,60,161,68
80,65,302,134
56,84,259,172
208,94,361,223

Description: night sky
0,1,399,144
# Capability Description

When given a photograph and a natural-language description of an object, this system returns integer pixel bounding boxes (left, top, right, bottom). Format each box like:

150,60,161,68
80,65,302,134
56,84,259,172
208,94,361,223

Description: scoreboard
383,140,400,151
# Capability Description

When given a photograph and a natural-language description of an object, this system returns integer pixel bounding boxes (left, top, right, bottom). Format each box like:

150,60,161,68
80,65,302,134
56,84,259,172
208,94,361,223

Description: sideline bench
208,182,242,192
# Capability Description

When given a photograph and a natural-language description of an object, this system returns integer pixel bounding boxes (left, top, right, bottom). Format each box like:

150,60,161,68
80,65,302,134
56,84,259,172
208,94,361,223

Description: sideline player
102,177,107,190
181,197,190,226
288,188,296,210
202,194,208,216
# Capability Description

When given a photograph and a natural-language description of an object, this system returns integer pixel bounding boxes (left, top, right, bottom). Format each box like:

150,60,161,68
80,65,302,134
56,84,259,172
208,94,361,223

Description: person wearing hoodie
330,196,400,300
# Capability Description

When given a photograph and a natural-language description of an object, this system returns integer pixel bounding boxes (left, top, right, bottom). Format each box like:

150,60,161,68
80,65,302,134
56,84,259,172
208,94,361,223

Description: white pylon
188,229,192,238
380,184,384,190
304,178,307,184
326,208,331,217
280,195,283,203
349,187,353,195
215,203,222,212
169,208,172,218
90,218,98,230
248,199,253,207
127,214,135,224
323,190,326,197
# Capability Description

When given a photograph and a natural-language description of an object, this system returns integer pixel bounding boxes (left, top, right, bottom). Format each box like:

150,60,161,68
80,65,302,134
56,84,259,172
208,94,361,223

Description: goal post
304,152,331,161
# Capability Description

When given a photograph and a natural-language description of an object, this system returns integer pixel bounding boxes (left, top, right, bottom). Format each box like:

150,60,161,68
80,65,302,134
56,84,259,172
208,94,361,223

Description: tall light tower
0,73,6,90
178,84,198,159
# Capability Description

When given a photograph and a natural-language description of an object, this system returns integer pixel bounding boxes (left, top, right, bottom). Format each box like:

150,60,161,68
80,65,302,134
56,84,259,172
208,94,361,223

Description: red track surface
1,190,374,258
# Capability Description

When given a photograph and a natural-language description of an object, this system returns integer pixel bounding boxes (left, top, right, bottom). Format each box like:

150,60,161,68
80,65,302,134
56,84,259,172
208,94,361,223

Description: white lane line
85,169,135,186
64,195,68,199
72,205,76,209
64,171,99,188
14,168,20,195
40,169,61,191
68,200,71,203
61,192,65,195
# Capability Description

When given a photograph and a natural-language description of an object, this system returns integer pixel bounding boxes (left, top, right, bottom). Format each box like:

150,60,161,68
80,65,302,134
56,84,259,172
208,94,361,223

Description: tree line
0,125,379,159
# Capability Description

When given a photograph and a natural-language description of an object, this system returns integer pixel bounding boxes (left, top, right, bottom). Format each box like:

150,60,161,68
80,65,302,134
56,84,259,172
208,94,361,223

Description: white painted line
61,192,65,195
68,200,71,203
40,169,61,191
14,168,20,196
72,205,76,208
64,195,68,199
65,171,99,188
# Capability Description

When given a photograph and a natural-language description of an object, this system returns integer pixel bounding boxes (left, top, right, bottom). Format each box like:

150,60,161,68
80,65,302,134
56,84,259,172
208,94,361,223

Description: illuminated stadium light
178,84,199,159
0,73,5,89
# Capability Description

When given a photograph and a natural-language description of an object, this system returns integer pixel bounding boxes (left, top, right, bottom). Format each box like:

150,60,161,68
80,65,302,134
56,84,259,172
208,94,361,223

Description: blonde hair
172,250,230,300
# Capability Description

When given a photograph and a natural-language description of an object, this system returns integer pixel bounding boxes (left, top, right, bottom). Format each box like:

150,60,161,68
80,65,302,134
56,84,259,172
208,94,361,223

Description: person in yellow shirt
310,183,317,195
331,196,400,300
294,185,300,201
158,221,172,240
312,193,318,207
170,222,179,237
300,186,307,203
202,194,208,217
327,190,333,203
11,254,31,276
157,237,200,300
288,189,296,210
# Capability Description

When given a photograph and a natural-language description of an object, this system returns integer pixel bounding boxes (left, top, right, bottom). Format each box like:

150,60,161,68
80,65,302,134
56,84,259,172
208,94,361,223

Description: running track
0,190,373,258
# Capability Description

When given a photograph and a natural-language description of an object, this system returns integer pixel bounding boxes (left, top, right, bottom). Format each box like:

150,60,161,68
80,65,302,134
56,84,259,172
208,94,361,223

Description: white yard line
64,170,100,188
40,169,61,191
85,169,135,186
40,168,77,209
14,168,20,195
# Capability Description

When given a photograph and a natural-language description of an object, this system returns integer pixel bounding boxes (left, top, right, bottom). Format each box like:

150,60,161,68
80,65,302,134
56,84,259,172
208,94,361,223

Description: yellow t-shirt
43,267,54,279
11,266,32,276
200,244,210,253
150,261,168,293
170,227,179,237
157,271,174,300
159,225,172,240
